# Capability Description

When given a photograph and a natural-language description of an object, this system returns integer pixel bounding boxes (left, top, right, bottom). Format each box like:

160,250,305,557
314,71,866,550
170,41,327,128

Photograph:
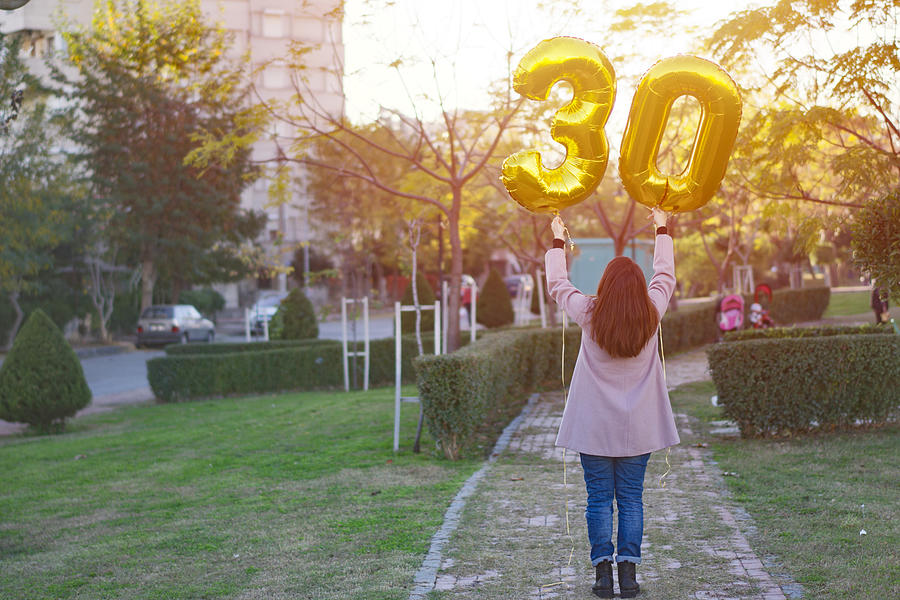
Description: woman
545,207,679,599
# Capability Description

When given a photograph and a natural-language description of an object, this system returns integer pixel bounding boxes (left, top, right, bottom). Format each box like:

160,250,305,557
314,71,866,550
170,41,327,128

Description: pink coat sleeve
648,234,676,318
544,248,592,328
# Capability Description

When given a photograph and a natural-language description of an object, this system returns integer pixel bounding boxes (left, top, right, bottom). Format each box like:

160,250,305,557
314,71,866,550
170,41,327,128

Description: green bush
273,288,318,340
0,309,91,432
531,270,545,315
724,323,893,342
707,334,899,437
415,327,580,459
148,334,441,402
660,302,719,354
763,286,831,325
476,268,514,328
657,286,832,351
400,273,436,334
179,288,225,319
164,338,339,356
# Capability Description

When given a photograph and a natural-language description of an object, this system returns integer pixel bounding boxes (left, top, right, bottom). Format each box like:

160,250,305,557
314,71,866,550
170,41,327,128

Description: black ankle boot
591,560,613,598
618,560,640,598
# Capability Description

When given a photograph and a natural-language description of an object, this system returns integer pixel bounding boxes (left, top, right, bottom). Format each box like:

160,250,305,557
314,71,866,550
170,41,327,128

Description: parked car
504,274,533,299
136,304,215,347
249,291,289,335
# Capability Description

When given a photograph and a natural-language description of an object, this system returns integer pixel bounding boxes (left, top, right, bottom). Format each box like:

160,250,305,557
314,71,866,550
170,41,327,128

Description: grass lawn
671,381,899,599
0,386,481,600
823,290,871,318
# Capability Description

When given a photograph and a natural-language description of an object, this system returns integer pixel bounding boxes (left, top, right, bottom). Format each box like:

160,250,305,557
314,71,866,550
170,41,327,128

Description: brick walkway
415,348,802,599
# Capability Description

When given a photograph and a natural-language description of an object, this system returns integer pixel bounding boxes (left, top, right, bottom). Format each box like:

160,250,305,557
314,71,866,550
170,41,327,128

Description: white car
250,292,288,334
136,304,215,347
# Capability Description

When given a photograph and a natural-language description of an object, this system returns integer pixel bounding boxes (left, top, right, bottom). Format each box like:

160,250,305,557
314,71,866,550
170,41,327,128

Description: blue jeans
580,453,651,565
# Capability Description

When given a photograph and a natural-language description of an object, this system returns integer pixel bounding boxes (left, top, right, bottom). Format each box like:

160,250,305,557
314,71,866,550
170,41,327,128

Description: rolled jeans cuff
592,555,614,566
616,554,642,565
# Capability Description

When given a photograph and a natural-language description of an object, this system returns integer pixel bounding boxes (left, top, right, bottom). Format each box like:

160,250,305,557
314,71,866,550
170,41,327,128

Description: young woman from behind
544,207,679,598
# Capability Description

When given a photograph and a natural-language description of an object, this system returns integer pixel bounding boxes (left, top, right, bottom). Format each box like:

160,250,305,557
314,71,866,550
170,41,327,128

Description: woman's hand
649,207,669,229
551,215,566,239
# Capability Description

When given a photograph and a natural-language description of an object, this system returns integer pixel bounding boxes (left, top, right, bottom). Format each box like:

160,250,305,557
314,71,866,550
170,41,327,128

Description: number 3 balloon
501,37,616,214
502,39,742,214
619,55,742,212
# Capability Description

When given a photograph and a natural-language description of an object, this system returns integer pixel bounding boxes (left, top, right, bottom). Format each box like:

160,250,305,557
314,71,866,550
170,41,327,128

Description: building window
262,63,289,89
262,10,286,38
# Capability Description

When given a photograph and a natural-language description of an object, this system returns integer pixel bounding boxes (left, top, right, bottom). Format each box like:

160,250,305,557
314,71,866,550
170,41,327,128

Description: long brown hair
588,256,659,358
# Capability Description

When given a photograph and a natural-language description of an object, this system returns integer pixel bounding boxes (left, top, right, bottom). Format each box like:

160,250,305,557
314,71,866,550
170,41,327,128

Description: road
0,312,476,435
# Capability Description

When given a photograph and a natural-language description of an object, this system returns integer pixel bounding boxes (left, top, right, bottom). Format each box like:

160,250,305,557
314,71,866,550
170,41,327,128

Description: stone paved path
418,348,801,599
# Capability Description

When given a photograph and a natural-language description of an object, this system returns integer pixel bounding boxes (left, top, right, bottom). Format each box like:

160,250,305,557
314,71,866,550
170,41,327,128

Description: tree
476,269,514,328
708,0,899,208
0,309,91,433
0,33,72,349
274,288,318,340
303,126,412,302
400,271,436,334
852,190,900,302
58,0,264,312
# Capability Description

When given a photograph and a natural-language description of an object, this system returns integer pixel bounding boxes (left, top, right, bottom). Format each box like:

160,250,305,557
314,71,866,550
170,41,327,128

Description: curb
408,393,539,600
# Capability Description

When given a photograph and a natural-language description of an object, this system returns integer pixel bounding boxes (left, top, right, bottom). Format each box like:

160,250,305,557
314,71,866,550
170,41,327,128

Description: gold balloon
619,55,742,212
501,37,616,214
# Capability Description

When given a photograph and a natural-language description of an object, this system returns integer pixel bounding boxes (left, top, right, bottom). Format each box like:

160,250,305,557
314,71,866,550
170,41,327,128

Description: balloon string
658,323,672,489
542,309,575,592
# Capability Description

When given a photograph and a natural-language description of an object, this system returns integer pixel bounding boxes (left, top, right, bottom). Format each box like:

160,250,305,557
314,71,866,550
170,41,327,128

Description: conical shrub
401,272,436,334
274,288,318,340
0,309,92,433
476,268,514,328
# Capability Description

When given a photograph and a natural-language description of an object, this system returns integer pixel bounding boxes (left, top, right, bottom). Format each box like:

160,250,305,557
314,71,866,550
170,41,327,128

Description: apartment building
1,0,344,304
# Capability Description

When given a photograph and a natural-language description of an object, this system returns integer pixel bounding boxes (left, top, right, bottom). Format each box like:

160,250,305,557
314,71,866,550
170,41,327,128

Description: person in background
871,284,890,324
545,207,678,598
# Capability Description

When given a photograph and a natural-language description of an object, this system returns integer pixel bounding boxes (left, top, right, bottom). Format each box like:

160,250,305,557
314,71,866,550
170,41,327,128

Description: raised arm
647,207,676,318
544,216,590,326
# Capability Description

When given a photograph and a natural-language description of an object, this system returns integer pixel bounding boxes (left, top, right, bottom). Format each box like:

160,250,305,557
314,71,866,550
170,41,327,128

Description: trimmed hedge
659,302,719,354
415,327,580,459
148,334,439,402
476,268,514,328
275,287,318,339
762,286,831,325
659,286,832,351
707,333,900,437
163,339,337,356
723,323,894,342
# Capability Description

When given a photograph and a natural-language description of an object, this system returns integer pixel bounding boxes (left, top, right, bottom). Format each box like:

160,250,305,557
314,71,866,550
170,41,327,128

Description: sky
341,0,759,126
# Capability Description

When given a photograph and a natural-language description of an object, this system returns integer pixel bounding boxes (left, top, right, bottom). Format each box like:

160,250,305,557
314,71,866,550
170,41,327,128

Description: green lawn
0,387,480,600
823,290,871,317
671,381,899,599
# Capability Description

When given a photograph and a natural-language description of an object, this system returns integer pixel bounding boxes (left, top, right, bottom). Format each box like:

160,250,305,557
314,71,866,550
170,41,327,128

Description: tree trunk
140,258,157,313
171,277,185,307
5,289,23,350
446,190,463,352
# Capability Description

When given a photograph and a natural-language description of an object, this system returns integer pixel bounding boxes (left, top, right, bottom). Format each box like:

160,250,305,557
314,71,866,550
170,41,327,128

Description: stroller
717,294,745,335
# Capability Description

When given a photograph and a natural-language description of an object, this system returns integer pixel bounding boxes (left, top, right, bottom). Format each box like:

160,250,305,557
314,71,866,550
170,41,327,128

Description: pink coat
544,235,680,457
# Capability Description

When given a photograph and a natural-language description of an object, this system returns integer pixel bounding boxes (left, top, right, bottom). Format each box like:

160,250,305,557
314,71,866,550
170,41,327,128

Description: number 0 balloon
501,37,616,214
619,55,742,212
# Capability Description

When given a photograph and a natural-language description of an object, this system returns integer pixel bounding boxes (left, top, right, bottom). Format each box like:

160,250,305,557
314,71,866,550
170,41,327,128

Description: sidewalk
420,348,800,599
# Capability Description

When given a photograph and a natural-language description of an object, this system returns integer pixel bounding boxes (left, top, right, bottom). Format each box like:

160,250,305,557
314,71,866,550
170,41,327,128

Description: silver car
249,291,288,335
136,304,215,347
